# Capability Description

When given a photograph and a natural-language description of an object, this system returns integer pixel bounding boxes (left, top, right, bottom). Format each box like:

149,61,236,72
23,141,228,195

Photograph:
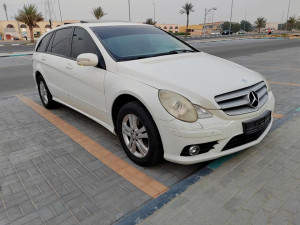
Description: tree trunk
186,14,189,37
29,26,34,43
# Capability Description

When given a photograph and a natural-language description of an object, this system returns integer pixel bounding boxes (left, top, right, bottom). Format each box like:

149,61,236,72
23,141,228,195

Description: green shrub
174,32,191,35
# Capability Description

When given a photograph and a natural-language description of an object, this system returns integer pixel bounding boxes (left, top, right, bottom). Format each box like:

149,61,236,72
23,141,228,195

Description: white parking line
0,45,3,47
11,44,20,46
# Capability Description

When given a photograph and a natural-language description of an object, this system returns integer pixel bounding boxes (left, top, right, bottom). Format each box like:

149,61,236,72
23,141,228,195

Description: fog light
189,145,200,156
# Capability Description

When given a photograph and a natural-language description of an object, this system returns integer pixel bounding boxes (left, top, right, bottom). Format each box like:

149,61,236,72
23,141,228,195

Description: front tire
117,101,164,166
37,76,57,109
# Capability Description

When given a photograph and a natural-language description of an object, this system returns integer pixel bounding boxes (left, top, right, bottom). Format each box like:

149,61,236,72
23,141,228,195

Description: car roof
35,22,150,48
60,22,147,29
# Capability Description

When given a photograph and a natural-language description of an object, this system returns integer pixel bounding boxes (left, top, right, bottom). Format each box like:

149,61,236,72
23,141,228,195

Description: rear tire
117,101,164,166
37,76,57,109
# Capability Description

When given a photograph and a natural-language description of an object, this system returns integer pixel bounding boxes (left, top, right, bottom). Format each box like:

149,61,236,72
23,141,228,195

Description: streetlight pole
212,10,215,28
229,0,234,34
153,3,156,23
128,0,131,22
203,7,217,37
244,10,247,31
204,8,207,37
58,0,63,24
285,0,291,32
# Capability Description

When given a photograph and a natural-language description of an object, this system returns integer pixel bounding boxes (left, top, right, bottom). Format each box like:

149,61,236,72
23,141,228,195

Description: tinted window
46,32,55,53
36,33,52,52
51,28,73,57
92,25,196,61
71,28,98,59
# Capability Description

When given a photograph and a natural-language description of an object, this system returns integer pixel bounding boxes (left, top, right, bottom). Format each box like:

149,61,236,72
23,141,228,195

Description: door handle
42,56,46,61
66,65,73,70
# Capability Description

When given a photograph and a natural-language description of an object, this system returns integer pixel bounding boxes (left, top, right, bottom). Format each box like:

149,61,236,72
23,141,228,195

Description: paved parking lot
0,39,299,224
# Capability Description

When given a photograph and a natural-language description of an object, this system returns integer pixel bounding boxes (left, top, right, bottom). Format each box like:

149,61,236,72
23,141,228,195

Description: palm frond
15,4,44,27
92,6,107,20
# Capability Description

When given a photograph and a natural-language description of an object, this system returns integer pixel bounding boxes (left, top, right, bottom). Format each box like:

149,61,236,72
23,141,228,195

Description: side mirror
77,53,98,66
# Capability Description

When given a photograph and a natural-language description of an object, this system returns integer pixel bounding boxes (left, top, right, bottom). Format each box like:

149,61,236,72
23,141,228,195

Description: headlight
159,90,198,122
158,90,213,122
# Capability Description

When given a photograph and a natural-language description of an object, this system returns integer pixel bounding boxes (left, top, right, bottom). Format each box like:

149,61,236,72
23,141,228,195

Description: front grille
215,81,268,116
222,111,271,151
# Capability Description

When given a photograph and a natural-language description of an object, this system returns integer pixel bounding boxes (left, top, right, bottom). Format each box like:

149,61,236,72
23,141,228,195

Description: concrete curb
0,52,34,57
115,106,300,225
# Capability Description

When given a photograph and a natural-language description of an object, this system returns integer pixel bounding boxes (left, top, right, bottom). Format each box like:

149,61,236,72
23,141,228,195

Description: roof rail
80,19,132,23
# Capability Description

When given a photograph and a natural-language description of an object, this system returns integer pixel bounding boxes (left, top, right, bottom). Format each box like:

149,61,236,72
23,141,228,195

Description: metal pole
285,0,291,32
203,8,206,37
58,0,63,24
47,0,52,22
128,0,131,22
244,10,247,31
153,3,156,22
229,0,234,34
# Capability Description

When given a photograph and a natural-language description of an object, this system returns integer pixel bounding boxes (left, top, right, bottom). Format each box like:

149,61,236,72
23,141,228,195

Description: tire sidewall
37,76,53,108
117,102,163,166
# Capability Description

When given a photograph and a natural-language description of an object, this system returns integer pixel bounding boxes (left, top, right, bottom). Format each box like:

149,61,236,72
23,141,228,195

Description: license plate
243,111,271,135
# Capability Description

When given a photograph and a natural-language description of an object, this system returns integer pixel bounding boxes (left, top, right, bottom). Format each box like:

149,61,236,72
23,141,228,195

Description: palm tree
3,3,8,20
15,4,43,43
92,6,107,20
180,2,194,36
255,17,267,33
144,18,156,25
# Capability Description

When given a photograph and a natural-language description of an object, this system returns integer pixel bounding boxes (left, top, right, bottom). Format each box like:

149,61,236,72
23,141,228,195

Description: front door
65,27,108,124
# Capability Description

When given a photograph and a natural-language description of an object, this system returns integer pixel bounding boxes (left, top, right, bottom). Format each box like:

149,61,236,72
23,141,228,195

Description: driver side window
71,28,97,58
71,27,106,69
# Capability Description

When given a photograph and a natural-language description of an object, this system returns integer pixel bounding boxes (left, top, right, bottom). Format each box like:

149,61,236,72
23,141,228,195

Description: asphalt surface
0,44,35,53
0,38,299,97
195,38,300,58
0,56,33,97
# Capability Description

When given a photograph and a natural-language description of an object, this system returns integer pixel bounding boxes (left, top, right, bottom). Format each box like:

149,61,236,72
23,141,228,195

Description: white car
210,31,220,36
33,22,275,166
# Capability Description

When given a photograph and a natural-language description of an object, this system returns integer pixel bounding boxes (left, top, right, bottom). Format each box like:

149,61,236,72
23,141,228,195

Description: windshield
91,25,198,62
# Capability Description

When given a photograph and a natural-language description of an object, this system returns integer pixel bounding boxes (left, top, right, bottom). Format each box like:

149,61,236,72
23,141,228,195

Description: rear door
34,32,53,81
65,27,108,124
44,27,74,103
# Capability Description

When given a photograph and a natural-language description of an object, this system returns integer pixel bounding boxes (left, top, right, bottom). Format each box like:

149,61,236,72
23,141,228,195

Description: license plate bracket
242,111,272,136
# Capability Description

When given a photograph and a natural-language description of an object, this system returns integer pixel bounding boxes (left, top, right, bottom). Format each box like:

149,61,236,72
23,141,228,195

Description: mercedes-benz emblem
248,91,259,108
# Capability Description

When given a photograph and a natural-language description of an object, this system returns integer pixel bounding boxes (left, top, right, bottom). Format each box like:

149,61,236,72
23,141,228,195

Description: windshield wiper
121,49,196,61
152,49,196,57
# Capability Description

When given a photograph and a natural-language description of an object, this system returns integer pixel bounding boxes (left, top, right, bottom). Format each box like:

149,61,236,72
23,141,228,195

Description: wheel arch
112,94,145,132
111,94,161,136
35,71,43,84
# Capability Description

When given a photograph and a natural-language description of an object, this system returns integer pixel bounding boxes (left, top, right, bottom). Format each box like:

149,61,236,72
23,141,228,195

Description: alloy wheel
122,114,149,158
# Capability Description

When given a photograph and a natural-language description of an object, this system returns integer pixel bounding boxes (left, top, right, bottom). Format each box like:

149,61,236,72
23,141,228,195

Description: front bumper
156,90,275,165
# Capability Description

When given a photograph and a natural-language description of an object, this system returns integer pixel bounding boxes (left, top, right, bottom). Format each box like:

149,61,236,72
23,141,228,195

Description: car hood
117,52,263,109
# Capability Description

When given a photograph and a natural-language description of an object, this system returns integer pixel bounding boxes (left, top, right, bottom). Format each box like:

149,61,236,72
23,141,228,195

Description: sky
0,0,300,25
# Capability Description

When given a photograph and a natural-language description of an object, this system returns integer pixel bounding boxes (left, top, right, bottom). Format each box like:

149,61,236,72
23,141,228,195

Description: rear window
36,32,53,52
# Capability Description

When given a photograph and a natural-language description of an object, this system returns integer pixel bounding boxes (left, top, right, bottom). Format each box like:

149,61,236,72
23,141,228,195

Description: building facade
156,24,180,33
0,20,73,40
265,22,284,31
178,22,224,35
